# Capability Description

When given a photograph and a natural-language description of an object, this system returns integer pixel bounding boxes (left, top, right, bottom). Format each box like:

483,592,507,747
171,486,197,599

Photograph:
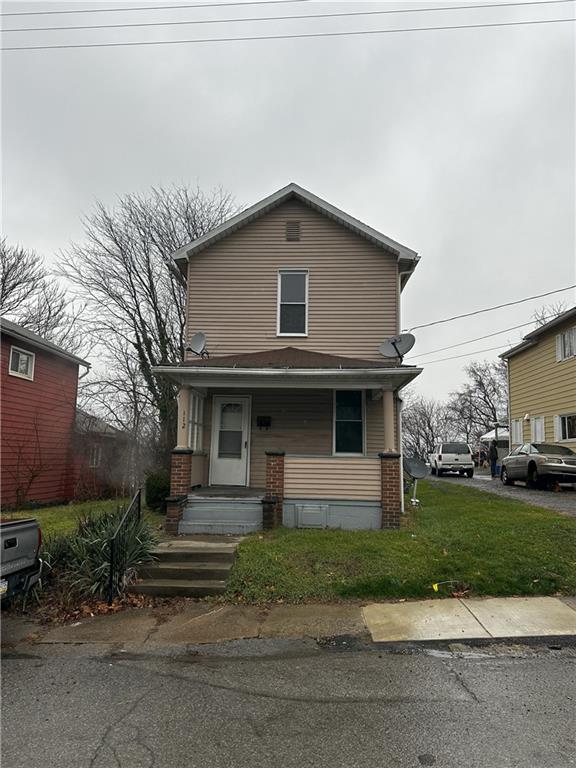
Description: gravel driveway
427,472,576,516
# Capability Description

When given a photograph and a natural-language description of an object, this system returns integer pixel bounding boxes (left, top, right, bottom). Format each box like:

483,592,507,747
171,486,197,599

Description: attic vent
286,221,301,242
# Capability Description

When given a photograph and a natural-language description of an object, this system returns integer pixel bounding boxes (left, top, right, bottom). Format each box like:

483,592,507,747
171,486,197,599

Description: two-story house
154,183,422,534
1,318,90,508
501,306,576,452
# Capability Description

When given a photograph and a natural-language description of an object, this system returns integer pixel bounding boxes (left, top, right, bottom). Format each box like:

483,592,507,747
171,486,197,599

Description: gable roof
172,183,419,286
1,317,89,368
500,306,576,360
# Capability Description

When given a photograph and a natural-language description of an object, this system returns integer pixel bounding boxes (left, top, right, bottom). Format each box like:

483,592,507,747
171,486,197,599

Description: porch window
277,270,308,336
334,390,364,455
188,393,205,451
9,346,35,380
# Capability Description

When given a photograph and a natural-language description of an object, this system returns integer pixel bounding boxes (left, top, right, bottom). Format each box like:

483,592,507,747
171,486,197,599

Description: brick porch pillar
379,451,401,529
264,451,285,529
165,448,194,535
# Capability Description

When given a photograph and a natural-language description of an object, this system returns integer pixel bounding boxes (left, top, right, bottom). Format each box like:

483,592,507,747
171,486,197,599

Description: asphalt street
2,637,576,768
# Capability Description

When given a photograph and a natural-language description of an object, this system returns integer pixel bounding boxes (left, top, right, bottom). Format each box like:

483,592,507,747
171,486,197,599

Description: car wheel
431,465,436,476
437,468,443,477
466,469,474,478
501,466,513,486
527,464,542,489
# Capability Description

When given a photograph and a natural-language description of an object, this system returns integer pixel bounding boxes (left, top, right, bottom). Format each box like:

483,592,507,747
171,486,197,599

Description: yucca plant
64,510,157,600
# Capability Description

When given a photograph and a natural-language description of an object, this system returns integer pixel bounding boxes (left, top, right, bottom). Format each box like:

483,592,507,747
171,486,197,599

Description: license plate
0,579,8,595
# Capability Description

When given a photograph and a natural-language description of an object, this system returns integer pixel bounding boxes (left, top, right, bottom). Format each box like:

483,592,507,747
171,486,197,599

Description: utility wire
4,0,573,34
417,343,510,365
2,15,574,51
406,315,556,359
0,0,310,17
404,284,576,333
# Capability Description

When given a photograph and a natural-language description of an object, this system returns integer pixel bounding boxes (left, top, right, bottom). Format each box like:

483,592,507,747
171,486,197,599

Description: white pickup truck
429,442,474,478
0,518,42,601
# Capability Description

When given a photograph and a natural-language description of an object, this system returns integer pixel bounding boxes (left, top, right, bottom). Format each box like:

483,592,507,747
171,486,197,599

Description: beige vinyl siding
202,388,397,488
186,200,399,360
508,317,576,450
284,456,381,500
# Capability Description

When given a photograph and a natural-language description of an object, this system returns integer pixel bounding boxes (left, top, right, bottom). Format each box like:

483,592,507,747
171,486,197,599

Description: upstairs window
556,328,576,361
277,270,308,336
9,346,35,380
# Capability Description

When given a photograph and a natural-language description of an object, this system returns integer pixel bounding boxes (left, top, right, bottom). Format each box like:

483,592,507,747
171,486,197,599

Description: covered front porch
154,348,421,534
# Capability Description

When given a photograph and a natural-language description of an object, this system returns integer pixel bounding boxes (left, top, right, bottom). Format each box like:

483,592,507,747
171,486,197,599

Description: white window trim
188,392,205,451
530,415,545,442
88,444,102,469
556,327,576,362
511,418,523,445
8,345,35,381
277,269,309,337
332,389,366,456
556,412,576,442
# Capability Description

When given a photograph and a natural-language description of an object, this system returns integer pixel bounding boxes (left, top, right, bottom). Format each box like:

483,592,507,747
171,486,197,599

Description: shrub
56,510,157,600
145,470,170,511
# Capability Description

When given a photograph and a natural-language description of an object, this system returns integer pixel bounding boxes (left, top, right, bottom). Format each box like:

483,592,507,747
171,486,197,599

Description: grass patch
226,481,576,603
5,499,165,538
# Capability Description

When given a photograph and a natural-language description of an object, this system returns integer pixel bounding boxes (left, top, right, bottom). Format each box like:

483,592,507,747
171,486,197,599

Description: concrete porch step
129,579,227,597
137,561,232,580
179,520,261,535
152,543,238,563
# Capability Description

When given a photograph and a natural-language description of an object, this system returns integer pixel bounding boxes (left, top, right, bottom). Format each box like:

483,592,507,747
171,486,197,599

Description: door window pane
218,431,242,458
220,403,242,430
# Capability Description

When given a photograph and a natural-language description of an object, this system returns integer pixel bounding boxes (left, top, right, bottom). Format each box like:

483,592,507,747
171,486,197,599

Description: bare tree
401,392,456,459
448,359,508,443
61,184,237,459
0,237,84,352
532,301,567,327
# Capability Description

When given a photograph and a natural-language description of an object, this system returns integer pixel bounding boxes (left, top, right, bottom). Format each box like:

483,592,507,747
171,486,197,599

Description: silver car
501,443,576,488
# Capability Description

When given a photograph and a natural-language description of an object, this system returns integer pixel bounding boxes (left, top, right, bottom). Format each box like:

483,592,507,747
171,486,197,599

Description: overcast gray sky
2,0,575,399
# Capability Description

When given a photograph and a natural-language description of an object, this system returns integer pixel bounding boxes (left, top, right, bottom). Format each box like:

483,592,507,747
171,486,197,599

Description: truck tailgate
0,518,40,577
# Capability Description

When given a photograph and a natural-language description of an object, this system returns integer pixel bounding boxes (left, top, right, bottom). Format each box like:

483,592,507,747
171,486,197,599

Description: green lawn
5,499,165,538
226,481,576,603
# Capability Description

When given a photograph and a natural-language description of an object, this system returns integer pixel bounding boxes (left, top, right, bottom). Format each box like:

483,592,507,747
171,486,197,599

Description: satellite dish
379,333,416,363
186,331,209,358
403,457,428,480
403,455,428,508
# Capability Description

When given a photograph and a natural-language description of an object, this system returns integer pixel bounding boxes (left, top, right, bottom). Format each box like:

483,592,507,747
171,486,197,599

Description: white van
429,442,474,478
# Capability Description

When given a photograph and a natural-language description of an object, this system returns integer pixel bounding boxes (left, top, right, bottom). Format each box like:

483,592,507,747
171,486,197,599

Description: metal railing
107,488,142,605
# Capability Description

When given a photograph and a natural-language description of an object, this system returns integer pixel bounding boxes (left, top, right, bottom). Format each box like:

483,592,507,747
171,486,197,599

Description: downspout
397,265,414,517
78,362,91,380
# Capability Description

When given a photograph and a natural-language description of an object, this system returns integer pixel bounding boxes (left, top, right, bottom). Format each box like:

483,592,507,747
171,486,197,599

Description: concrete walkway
3,596,576,649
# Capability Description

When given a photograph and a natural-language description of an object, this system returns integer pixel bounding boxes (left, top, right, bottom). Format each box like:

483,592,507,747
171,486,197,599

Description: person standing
489,440,499,478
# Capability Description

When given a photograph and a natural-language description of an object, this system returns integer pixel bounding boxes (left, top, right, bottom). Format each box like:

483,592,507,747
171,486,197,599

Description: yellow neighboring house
500,307,576,452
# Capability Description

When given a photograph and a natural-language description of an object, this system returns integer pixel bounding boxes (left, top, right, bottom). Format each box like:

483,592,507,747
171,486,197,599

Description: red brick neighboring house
1,318,90,509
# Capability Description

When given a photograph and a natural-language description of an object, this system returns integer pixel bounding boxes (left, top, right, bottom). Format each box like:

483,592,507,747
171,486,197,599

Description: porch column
379,452,401,529
264,451,285,529
175,387,190,449
382,390,396,452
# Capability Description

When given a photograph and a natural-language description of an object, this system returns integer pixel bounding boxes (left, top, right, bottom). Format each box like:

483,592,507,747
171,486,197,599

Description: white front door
210,396,251,486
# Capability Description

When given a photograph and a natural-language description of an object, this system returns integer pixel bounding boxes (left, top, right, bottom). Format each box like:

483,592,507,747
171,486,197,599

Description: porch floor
188,486,265,499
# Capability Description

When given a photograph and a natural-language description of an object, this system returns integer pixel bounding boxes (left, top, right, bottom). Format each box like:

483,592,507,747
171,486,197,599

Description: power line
406,315,556,358
418,343,510,365
0,0,310,17
2,14,574,51
4,0,573,34
404,284,576,333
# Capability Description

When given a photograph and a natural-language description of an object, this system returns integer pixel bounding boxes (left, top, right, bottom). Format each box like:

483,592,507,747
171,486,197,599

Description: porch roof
153,347,422,390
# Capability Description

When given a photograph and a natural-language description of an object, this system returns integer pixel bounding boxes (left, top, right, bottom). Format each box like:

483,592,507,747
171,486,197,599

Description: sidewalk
3,596,576,649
